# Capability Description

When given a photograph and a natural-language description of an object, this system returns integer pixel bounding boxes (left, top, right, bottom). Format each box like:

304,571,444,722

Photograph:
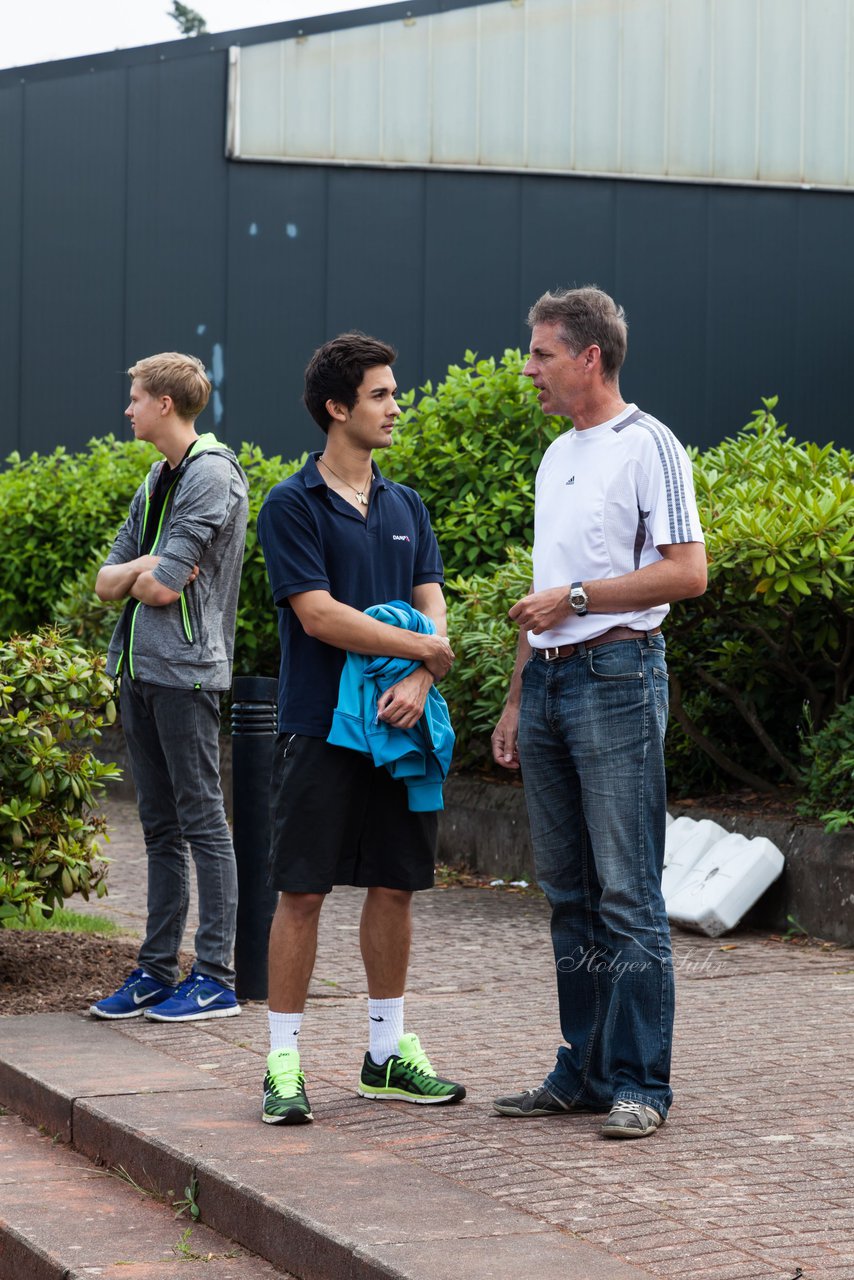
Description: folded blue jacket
327,601,455,812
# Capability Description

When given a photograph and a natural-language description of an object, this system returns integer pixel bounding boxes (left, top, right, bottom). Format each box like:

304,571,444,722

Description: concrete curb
0,1013,653,1280
438,777,854,945
96,727,854,944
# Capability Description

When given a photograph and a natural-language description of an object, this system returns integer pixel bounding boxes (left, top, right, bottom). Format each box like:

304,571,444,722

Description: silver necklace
319,455,372,506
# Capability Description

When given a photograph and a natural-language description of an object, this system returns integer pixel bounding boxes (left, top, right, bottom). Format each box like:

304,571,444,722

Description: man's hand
508,586,570,635
491,703,521,770
376,668,434,730
420,634,455,681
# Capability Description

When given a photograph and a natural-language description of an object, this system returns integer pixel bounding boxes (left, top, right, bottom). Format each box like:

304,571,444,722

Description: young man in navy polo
256,332,466,1124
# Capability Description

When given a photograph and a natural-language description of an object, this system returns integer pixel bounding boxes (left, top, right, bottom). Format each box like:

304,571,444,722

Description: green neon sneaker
262,1048,313,1125
358,1033,465,1105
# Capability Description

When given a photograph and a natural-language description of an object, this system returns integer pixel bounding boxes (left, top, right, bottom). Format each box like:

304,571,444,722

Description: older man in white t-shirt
491,287,707,1139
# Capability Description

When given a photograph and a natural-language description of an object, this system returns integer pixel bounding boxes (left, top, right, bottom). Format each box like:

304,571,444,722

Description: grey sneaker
601,1099,664,1139
493,1085,572,1117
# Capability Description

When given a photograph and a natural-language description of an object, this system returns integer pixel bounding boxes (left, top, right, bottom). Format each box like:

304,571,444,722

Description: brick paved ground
78,799,854,1280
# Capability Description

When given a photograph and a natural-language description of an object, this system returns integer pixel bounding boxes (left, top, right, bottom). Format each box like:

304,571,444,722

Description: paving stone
0,1111,289,1278
2,795,851,1280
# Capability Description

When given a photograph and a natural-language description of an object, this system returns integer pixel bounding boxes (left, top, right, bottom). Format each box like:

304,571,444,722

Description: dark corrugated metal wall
2,42,852,462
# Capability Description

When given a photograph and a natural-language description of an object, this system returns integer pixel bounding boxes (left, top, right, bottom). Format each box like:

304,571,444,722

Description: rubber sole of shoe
601,1118,664,1139
88,1006,156,1020
491,1100,569,1117
261,1107,313,1125
357,1085,464,1105
144,1004,242,1022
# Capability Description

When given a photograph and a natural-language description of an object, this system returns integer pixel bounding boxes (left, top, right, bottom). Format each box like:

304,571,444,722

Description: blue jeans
120,679,238,988
518,634,673,1118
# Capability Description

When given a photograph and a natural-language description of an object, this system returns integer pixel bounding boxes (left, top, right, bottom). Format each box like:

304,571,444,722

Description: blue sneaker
144,970,241,1022
89,969,177,1020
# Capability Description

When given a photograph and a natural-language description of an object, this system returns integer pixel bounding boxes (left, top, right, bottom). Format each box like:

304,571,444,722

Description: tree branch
694,668,801,783
668,672,782,795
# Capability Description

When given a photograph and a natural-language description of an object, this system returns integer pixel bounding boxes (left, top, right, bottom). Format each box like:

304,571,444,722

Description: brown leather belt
534,626,662,662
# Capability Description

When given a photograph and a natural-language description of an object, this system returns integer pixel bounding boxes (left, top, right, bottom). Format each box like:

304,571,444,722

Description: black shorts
268,734,438,893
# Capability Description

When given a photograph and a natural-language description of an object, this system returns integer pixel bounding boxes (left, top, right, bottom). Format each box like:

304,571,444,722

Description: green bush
2,439,304,681
231,444,305,677
0,628,120,927
2,375,851,807
666,399,853,795
436,399,853,799
797,701,854,830
443,547,533,766
0,437,157,638
383,350,563,576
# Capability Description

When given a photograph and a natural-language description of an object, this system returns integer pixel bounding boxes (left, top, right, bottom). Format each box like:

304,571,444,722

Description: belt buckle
543,644,575,661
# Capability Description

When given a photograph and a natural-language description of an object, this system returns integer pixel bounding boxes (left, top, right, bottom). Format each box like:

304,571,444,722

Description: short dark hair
528,287,628,383
303,331,397,433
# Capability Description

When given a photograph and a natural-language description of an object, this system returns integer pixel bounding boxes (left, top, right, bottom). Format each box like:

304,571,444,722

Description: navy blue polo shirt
257,452,444,735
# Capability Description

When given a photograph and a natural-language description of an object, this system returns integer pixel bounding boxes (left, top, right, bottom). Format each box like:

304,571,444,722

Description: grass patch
5,907,122,937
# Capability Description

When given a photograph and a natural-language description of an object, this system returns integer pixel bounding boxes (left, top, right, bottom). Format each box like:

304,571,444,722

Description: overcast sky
0,1,388,70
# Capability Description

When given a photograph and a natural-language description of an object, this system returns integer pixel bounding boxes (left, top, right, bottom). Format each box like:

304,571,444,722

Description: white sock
269,1011,302,1054
368,997,404,1065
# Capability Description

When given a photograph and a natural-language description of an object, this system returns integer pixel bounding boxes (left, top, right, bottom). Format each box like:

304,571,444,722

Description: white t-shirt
530,404,704,648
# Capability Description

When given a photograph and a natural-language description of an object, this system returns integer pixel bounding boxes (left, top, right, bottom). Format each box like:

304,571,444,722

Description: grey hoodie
105,434,249,691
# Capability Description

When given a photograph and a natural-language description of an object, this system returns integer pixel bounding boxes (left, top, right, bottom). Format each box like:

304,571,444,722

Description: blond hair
128,352,211,421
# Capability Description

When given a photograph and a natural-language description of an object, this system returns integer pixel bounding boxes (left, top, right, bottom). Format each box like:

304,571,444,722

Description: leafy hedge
4,438,303,680
384,350,563,574
0,437,159,638
439,401,853,809
1,378,851,817
0,628,119,926
668,400,853,796
797,699,854,830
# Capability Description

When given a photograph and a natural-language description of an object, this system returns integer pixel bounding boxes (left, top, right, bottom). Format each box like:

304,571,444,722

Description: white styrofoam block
666,832,785,938
661,818,728,902
663,815,699,866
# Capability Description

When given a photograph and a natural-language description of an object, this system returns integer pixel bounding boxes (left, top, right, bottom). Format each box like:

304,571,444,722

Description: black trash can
231,675,279,1001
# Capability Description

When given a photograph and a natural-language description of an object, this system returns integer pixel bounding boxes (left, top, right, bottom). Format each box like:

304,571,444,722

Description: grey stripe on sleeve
637,415,694,543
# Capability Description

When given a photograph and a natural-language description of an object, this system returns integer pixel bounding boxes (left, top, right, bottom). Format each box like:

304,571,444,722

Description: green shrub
797,701,854,830
443,547,533,766
2,440,304,681
0,438,157,638
54,540,124,654
666,399,853,795
231,444,305,677
383,350,563,576
3,376,850,805
437,399,853,798
0,628,120,927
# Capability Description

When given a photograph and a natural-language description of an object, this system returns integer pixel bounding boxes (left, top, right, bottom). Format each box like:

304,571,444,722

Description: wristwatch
569,581,589,617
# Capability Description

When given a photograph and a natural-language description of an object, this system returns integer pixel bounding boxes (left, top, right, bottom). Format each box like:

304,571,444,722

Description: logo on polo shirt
565,476,575,486
392,534,411,542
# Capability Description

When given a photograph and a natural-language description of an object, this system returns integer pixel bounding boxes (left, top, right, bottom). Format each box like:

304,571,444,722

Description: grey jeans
120,678,237,988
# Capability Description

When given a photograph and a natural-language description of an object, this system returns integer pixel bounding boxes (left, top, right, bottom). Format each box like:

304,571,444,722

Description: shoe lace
611,1099,643,1115
116,968,146,993
398,1036,437,1078
269,1057,305,1099
161,972,198,1001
